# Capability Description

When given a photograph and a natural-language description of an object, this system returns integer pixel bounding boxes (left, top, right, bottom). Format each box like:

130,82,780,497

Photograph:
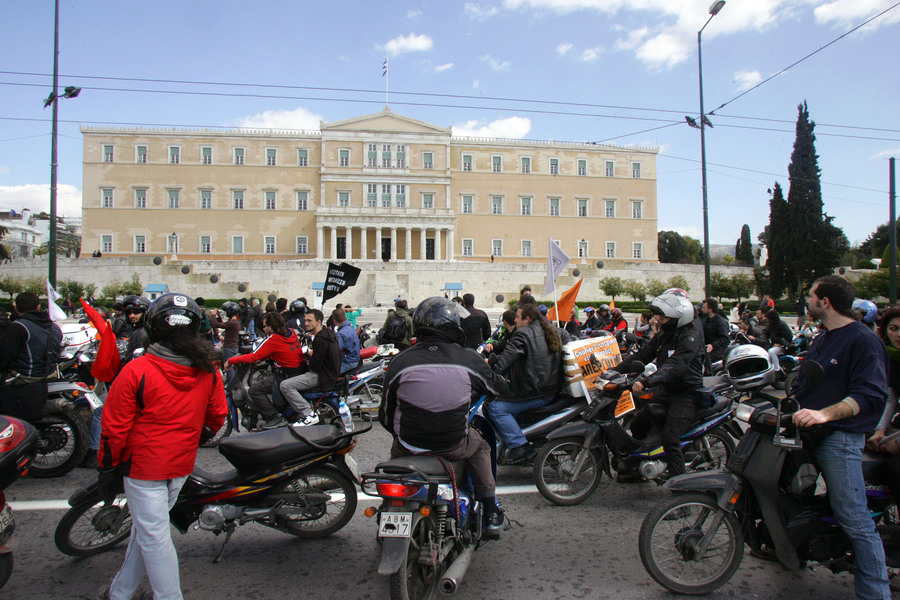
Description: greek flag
382,59,388,77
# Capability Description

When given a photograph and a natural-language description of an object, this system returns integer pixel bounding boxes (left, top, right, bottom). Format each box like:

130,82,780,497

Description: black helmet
413,297,469,345
122,295,151,313
289,299,306,317
220,301,240,318
145,293,201,340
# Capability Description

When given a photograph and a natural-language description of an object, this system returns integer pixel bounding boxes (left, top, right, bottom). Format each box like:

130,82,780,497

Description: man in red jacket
97,294,226,600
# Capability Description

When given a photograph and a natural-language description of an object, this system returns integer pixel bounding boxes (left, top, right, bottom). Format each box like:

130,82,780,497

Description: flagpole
385,55,389,106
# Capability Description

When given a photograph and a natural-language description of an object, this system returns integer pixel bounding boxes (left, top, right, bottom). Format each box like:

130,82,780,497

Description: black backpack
382,313,407,342
199,310,212,334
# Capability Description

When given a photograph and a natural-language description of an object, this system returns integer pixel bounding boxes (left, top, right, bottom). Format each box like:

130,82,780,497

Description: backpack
199,310,212,333
382,313,407,343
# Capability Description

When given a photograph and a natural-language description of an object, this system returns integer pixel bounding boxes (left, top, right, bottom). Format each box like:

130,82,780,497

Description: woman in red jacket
98,294,227,600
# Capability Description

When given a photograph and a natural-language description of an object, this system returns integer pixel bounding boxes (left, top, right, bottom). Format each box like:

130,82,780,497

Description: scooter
0,416,38,590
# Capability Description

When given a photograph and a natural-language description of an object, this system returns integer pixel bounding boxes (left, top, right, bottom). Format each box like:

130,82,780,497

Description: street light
45,0,81,288
694,0,725,298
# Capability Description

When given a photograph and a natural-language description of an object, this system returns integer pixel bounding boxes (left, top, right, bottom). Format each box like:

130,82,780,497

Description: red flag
547,279,583,324
80,299,121,382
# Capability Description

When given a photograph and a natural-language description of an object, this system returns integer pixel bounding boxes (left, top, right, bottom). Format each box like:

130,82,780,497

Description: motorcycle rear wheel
0,553,11,590
314,401,339,426
200,413,233,448
684,431,735,473
55,494,132,556
30,408,89,478
533,437,602,506
276,468,356,538
639,492,744,595
390,516,442,600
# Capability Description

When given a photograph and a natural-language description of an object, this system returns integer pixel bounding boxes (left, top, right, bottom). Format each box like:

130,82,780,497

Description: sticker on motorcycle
378,512,412,538
614,390,636,418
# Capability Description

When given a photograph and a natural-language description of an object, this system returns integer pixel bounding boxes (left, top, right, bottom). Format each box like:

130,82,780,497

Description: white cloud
472,79,480,88
233,107,323,131
407,9,423,19
634,31,692,70
580,46,604,61
734,70,763,91
452,116,532,138
556,42,573,55
479,54,511,71
874,147,900,159
465,3,500,20
0,166,10,174
434,62,454,73
382,33,433,57
0,184,82,217
338,54,350,62
814,0,900,28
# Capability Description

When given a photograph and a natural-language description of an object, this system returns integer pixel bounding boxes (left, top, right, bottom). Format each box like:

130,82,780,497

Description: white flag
545,237,570,295
45,280,68,322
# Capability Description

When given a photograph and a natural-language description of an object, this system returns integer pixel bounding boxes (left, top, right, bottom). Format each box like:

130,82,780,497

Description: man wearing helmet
120,296,151,367
602,307,627,333
285,299,306,334
852,298,878,331
612,292,704,480
595,304,612,330
380,297,509,538
581,307,601,332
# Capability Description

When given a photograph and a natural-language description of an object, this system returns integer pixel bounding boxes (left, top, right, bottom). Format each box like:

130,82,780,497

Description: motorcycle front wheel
684,431,735,473
390,516,442,600
639,492,744,595
533,437,602,506
276,468,356,538
30,408,89,478
55,494,132,556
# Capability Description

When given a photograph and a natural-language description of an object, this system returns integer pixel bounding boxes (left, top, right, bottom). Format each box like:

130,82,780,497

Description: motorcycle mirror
800,359,825,385
624,332,637,343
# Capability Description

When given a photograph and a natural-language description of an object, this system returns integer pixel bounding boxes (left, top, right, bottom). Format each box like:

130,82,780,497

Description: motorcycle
637,360,898,595
532,363,736,505
0,416,38,590
361,454,496,599
55,420,370,561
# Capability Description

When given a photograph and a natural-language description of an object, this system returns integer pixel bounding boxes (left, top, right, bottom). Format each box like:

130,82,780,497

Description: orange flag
547,279,583,324
80,299,121,382
609,299,616,310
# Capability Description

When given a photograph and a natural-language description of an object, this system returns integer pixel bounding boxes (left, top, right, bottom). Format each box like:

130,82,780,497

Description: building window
200,189,212,210
200,235,211,254
522,240,532,257
297,191,308,211
462,154,472,172
134,189,146,209
233,190,244,210
266,148,277,166
633,243,643,259
169,146,180,164
423,152,433,169
549,158,559,175
101,188,114,208
167,189,180,209
577,198,588,217
339,148,350,167
521,197,532,216
379,184,391,208
382,144,392,168
265,191,276,210
103,144,114,163
233,147,244,166
367,143,377,167
396,145,406,168
549,198,560,216
338,191,350,207
134,235,145,254
578,239,588,258
492,196,502,215
395,184,406,208
577,159,587,176
605,160,614,177
136,145,147,164
298,148,308,167
296,236,308,254
605,200,616,218
632,162,641,178
521,156,531,174
201,146,213,165
462,239,473,257
232,236,243,254
101,235,112,254
492,155,502,173
422,193,434,209
492,239,503,257
632,200,643,219
462,195,473,214
606,242,616,258
366,184,377,208
265,236,276,255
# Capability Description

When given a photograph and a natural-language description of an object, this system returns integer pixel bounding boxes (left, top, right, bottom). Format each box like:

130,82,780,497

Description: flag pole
385,55,389,105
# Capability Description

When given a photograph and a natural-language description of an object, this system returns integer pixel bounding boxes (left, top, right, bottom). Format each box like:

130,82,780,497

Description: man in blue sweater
792,275,890,599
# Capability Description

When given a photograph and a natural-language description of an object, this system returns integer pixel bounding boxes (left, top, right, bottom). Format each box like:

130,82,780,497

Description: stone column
390,227,397,261
316,225,324,259
330,227,338,261
360,226,368,261
375,227,382,261
420,227,427,261
405,227,412,260
434,228,442,261
447,228,455,260
346,226,353,260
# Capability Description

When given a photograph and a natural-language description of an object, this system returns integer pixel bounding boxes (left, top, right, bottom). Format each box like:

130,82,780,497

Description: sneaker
296,413,320,427
484,509,504,539
261,414,288,430
504,443,537,465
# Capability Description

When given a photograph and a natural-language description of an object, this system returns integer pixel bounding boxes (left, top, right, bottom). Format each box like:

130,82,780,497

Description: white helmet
649,293,694,328
723,344,777,391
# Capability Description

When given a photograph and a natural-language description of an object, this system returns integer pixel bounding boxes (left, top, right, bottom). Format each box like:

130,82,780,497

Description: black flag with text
322,262,362,304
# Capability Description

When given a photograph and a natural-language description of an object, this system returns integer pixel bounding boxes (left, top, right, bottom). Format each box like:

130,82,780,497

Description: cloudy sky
2,0,898,246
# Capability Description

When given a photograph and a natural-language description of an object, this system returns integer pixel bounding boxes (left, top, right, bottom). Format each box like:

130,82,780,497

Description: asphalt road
4,420,865,600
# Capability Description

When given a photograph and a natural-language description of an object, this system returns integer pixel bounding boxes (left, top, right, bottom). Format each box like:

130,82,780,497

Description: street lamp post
698,0,725,298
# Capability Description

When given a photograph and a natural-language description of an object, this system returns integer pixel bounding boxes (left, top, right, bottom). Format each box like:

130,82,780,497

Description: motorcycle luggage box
218,424,341,471
0,416,38,489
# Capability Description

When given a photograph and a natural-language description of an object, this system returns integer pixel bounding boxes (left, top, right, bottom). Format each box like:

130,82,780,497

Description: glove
601,370,620,380
96,467,124,504
199,425,215,445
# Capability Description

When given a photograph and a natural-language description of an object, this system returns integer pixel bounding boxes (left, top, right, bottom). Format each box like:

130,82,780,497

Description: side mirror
800,359,825,385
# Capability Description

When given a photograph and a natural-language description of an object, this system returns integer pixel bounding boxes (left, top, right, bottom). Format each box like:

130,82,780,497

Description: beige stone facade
81,108,658,264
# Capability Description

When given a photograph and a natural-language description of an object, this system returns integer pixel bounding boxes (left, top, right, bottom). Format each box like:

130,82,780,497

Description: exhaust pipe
439,545,475,595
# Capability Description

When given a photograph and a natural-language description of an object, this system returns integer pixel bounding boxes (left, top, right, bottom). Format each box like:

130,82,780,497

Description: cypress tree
737,224,754,265
762,183,789,297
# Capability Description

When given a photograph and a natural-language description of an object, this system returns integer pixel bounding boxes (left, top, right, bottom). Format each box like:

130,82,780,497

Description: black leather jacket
491,321,562,402
616,323,703,394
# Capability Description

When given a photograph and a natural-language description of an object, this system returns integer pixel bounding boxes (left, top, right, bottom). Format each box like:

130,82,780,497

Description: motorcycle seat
517,395,578,423
218,424,342,471
695,399,732,421
376,456,468,482
190,465,240,486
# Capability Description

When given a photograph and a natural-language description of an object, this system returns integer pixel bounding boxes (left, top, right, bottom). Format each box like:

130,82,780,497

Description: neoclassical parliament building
81,108,658,265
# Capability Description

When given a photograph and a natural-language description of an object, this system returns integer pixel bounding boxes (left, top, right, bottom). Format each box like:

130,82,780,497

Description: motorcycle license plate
345,454,360,481
379,512,412,538
0,505,13,535
614,390,636,417
86,391,104,410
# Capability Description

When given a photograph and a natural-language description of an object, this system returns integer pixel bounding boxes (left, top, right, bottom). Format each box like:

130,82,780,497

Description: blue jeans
485,397,550,449
109,476,187,600
222,347,239,390
89,405,102,451
814,430,890,600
